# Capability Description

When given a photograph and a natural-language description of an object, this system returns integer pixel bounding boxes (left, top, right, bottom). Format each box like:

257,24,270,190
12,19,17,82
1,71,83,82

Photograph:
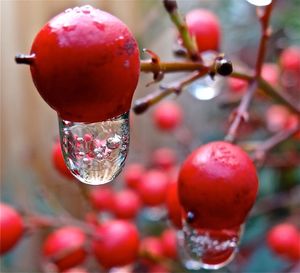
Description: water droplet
246,0,272,6
58,112,130,185
179,221,244,270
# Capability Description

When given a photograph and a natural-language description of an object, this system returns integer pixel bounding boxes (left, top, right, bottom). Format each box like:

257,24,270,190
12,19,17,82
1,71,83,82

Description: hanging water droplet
179,221,244,270
246,0,272,6
58,112,130,185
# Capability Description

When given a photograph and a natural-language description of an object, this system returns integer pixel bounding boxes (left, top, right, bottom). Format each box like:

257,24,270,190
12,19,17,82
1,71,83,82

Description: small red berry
52,141,74,179
227,77,248,93
43,226,87,271
0,203,24,255
166,181,182,229
280,47,300,73
265,104,291,133
89,186,114,212
160,229,177,260
267,223,300,261
151,147,177,170
138,170,169,207
262,63,279,87
28,5,140,122
140,237,164,259
153,101,183,132
112,189,141,219
185,9,221,53
93,220,139,268
178,141,258,229
123,163,145,189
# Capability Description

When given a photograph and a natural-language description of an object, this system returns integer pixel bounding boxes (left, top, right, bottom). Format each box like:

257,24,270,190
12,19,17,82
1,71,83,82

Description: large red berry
0,203,24,255
123,163,145,189
280,47,300,73
267,223,300,261
178,141,258,229
185,9,221,53
138,170,169,207
29,5,140,122
89,186,114,212
112,189,141,219
52,141,74,179
153,101,183,132
93,220,139,268
43,226,87,271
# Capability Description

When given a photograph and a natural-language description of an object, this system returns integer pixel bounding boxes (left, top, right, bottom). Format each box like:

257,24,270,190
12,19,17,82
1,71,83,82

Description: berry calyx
0,203,24,255
185,9,221,53
267,223,300,261
111,189,141,219
26,5,140,122
52,141,74,179
138,170,169,207
178,141,258,229
93,220,139,268
153,101,183,132
42,226,87,271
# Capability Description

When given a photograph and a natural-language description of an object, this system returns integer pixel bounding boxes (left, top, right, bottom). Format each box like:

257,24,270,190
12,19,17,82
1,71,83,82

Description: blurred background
1,0,300,272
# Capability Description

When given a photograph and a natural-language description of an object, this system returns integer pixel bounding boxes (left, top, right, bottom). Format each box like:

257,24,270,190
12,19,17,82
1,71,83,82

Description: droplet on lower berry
179,221,244,270
58,112,130,185
246,0,272,6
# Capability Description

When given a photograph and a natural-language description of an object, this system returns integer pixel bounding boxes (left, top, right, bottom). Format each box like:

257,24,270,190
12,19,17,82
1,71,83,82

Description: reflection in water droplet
179,221,244,270
185,76,223,101
246,0,272,6
58,112,130,185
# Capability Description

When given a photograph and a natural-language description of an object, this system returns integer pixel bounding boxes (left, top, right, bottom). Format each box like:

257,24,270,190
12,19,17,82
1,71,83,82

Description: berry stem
225,2,275,143
163,0,200,61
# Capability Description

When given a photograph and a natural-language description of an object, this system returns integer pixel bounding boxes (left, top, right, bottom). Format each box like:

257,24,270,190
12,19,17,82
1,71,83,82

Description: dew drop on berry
178,221,244,270
58,112,130,185
246,0,272,6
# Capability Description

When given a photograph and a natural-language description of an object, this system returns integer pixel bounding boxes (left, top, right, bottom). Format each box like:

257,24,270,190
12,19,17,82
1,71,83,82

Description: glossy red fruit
227,77,248,93
43,226,87,271
0,203,23,255
261,63,279,87
280,47,300,73
185,9,221,53
160,229,177,259
52,141,74,179
178,141,258,229
153,101,183,132
138,170,169,207
123,163,145,189
166,181,182,229
151,148,177,170
267,223,300,261
29,5,140,122
89,186,114,211
93,220,139,268
112,189,141,219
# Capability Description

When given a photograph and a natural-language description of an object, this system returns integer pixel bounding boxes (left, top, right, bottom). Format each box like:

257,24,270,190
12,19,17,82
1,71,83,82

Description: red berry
43,226,87,271
93,220,139,268
262,63,279,87
178,141,258,229
160,229,177,259
185,9,221,53
265,104,291,133
52,141,74,179
112,189,141,219
267,223,300,261
89,186,114,212
138,170,169,207
153,101,183,132
280,47,300,73
29,5,140,122
123,163,145,189
62,267,88,273
0,203,23,255
166,181,182,229
140,237,164,258
227,77,248,93
149,264,170,273
151,148,177,170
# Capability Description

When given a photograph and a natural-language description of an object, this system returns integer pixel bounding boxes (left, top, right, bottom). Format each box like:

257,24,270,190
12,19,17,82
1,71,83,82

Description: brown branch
225,2,275,142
